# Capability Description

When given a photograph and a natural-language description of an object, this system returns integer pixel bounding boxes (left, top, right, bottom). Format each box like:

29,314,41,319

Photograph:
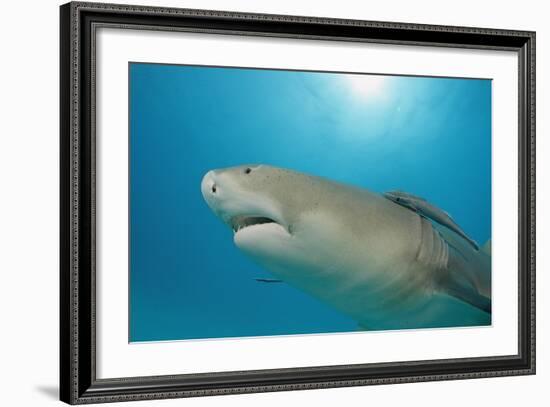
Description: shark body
201,164,491,330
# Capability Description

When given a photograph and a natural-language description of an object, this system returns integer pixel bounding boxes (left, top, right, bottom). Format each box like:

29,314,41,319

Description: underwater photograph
129,62,492,342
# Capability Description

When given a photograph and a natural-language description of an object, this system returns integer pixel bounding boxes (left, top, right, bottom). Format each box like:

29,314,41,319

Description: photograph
129,63,492,342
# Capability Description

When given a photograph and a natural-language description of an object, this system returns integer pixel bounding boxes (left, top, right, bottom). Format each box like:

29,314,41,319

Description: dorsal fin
383,190,479,251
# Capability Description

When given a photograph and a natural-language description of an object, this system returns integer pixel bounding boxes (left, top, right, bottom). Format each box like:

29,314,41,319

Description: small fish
255,278,283,283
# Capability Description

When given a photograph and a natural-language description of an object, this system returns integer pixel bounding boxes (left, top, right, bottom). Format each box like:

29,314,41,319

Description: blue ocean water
129,63,491,342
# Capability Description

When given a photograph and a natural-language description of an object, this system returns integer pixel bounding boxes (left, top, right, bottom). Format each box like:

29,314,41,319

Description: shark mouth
230,215,278,234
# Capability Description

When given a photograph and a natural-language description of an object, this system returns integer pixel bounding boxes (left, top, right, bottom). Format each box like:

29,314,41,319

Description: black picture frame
60,1,536,404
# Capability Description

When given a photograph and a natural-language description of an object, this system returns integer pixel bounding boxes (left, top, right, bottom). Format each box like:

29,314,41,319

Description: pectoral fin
445,280,491,313
384,190,479,250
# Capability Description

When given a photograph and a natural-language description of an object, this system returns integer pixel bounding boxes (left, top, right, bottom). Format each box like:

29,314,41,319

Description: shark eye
244,167,252,174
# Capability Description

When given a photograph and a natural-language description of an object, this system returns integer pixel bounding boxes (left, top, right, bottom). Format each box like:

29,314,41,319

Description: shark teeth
231,216,276,233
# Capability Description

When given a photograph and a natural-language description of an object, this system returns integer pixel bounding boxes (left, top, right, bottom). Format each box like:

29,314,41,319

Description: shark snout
201,170,228,218
201,167,286,232
201,169,238,223
201,170,218,200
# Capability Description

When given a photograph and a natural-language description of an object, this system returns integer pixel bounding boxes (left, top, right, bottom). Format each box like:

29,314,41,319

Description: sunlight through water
347,74,386,99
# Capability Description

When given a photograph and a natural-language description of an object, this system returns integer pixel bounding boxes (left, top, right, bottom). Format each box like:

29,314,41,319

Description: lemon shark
201,164,491,330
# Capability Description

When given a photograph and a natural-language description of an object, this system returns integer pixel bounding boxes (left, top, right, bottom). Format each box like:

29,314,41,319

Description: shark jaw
200,169,292,246
230,215,278,234
229,214,291,247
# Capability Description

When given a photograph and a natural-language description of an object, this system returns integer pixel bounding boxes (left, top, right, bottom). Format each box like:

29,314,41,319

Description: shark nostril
211,184,217,193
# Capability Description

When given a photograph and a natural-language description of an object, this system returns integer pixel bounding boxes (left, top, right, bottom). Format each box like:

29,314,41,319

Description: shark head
201,165,299,259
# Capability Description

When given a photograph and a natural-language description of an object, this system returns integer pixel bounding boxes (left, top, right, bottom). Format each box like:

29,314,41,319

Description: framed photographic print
60,1,536,404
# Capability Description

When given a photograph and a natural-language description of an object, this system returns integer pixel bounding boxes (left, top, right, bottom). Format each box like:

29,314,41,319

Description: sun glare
347,75,386,98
